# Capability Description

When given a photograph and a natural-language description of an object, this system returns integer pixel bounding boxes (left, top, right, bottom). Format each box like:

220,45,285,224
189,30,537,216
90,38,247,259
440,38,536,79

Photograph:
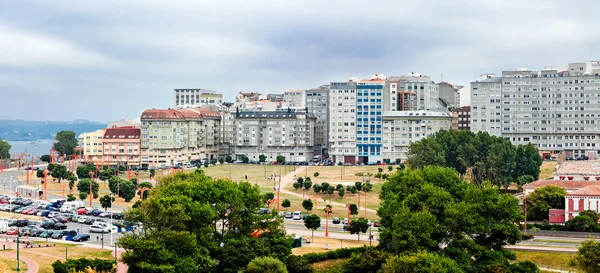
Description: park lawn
292,237,375,255
201,164,297,182
539,161,558,179
19,243,113,273
0,255,28,272
513,250,577,271
304,166,386,183
0,211,42,221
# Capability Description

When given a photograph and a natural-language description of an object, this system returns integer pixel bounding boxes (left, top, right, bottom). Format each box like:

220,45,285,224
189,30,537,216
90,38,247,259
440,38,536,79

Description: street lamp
43,169,49,200
324,206,331,237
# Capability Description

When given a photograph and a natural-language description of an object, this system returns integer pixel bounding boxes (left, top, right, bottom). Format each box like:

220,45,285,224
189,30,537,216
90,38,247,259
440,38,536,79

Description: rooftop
382,110,451,118
567,185,600,196
557,161,600,175
236,111,316,119
523,180,600,190
103,127,140,139
140,107,220,120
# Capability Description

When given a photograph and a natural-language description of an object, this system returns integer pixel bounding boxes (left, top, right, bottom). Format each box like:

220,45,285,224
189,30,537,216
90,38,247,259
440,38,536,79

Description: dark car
91,210,104,217
41,210,51,217
72,234,90,242
15,220,28,227
53,223,67,230
373,220,380,227
84,218,95,225
55,216,69,223
40,220,55,229
29,228,43,237
52,229,77,239
86,209,101,216
332,217,341,224
113,213,124,220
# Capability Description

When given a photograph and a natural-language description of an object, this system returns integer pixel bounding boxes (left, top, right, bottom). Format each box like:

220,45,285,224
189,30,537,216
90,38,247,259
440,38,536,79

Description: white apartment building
438,82,463,109
174,89,223,107
306,85,329,155
284,89,306,109
80,129,106,162
140,107,221,166
329,80,357,164
382,111,452,161
233,109,316,162
471,61,600,158
388,73,441,111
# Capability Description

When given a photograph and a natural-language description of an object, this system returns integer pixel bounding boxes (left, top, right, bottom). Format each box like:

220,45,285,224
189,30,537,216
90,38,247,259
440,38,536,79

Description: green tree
0,138,10,160
246,256,288,273
349,203,358,216
36,169,45,179
516,175,536,190
388,165,393,172
76,178,99,198
100,194,115,211
348,218,369,241
526,186,566,221
68,175,76,192
67,194,76,202
292,181,302,190
48,163,69,183
342,248,386,273
108,176,121,195
76,163,97,179
132,200,143,209
264,192,275,202
284,255,312,273
281,199,291,210
302,199,313,212
355,181,363,191
338,188,345,198
566,210,599,232
573,239,600,273
378,167,383,173
324,204,333,213
119,180,136,202
241,155,249,164
52,130,78,156
219,157,225,164
79,192,88,202
276,155,285,164
304,214,320,243
312,184,321,193
513,143,543,180
406,137,445,169
211,159,218,165
204,161,210,168
137,182,153,199
40,154,51,163
259,154,267,163
382,251,462,273
313,172,319,182
225,155,232,163
98,169,113,182
303,178,312,190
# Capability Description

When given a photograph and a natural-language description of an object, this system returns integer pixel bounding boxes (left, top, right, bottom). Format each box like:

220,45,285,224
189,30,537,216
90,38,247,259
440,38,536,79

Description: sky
1,0,599,122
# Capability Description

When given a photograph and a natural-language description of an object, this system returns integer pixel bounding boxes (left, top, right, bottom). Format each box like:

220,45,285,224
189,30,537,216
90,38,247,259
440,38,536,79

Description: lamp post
110,193,114,246
88,171,94,207
324,206,331,237
43,169,49,200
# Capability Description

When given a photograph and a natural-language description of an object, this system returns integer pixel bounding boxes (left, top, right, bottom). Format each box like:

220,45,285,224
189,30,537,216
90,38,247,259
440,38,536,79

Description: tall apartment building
451,106,471,130
174,89,223,107
233,109,316,162
388,73,441,111
196,103,236,157
284,90,306,109
471,61,600,158
382,111,452,162
438,82,462,109
102,126,141,166
356,74,390,164
140,107,221,167
329,81,357,164
305,85,329,155
80,129,105,162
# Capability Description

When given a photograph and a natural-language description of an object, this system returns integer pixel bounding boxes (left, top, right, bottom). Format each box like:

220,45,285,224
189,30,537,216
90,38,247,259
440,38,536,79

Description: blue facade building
356,75,389,164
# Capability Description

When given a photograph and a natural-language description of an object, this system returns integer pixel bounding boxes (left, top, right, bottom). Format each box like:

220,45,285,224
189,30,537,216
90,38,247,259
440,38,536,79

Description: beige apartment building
80,129,105,162
140,107,221,167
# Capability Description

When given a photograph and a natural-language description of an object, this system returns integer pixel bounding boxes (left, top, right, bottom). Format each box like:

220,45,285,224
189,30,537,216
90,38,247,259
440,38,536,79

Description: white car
78,216,88,223
48,212,59,218
292,211,302,220
89,225,109,233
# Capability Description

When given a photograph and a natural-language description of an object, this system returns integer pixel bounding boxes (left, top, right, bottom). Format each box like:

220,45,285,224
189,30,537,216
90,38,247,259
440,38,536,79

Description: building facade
382,111,452,162
284,90,306,109
174,89,223,107
108,118,140,129
102,127,141,166
80,129,105,162
388,73,441,111
329,81,358,164
233,110,316,162
451,106,471,130
471,62,600,158
140,107,221,167
305,85,329,155
356,75,389,164
438,82,462,109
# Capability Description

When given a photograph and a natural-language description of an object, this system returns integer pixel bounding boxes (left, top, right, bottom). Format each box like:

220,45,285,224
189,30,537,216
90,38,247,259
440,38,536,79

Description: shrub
52,258,115,273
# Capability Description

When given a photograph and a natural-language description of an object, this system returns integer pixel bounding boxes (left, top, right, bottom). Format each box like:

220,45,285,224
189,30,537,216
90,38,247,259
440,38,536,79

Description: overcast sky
1,0,598,122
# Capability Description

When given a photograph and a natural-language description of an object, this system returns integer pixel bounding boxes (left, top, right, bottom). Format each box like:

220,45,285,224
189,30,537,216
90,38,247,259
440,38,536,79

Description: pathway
0,250,39,273
279,166,377,213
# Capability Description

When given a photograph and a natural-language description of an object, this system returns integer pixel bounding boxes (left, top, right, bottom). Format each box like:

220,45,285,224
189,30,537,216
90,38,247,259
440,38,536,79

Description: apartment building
356,74,390,164
102,126,141,166
80,129,105,162
140,107,221,167
233,109,316,162
438,82,463,109
174,89,223,107
284,89,306,109
195,103,236,157
305,85,330,155
451,106,471,130
471,61,600,158
388,73,441,111
329,81,357,164
108,118,140,128
382,111,452,162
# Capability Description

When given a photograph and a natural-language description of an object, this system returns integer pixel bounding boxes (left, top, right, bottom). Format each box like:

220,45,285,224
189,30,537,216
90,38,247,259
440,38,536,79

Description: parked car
292,211,302,220
40,220,55,229
29,228,43,237
284,212,292,219
84,218,95,225
113,213,124,220
6,227,19,235
332,217,341,224
89,225,109,233
77,217,88,224
76,208,88,215
91,210,104,217
39,230,55,238
72,234,90,242
86,209,101,216
53,223,67,230
15,220,28,227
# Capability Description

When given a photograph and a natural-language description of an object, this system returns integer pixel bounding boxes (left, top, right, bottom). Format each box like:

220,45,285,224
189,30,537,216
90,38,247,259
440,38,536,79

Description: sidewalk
0,250,39,273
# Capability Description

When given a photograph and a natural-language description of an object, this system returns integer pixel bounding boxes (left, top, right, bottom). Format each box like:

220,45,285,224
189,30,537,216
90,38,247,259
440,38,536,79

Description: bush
285,255,312,273
300,246,376,263
52,258,115,273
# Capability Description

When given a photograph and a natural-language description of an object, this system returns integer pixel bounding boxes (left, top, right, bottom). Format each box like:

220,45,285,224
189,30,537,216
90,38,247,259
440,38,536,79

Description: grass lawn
292,237,376,255
19,243,113,273
304,166,388,183
539,161,557,179
0,211,42,221
0,255,28,272
513,250,577,271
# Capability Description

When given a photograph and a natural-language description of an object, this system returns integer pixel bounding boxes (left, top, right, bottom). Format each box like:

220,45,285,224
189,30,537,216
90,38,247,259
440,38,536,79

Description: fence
527,229,600,239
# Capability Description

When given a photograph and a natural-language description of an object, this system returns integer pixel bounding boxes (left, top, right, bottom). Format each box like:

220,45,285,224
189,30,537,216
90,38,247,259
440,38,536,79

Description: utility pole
16,231,20,271
277,169,281,212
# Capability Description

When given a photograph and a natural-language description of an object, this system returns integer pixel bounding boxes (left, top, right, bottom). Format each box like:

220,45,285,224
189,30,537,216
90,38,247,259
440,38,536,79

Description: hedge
299,246,377,263
52,258,116,273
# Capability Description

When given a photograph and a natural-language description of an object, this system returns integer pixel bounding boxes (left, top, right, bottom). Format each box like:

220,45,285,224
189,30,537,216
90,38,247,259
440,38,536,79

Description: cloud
0,25,113,68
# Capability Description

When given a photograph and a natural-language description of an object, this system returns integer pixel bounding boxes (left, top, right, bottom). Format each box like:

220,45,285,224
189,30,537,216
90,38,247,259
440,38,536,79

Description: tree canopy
118,170,293,273
77,178,99,199
0,138,10,160
378,166,533,273
526,186,566,221
48,163,70,183
52,130,78,156
573,239,600,273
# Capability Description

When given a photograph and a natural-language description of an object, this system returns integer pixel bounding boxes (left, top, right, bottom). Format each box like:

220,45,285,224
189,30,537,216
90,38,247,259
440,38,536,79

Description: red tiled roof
103,127,140,139
567,185,600,196
523,180,600,190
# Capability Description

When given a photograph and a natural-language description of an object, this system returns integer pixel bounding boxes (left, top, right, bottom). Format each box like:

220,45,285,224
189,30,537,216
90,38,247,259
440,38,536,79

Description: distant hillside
0,119,105,141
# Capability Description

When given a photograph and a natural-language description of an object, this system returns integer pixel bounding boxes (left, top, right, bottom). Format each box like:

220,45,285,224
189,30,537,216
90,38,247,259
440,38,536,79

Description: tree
40,154,51,163
304,214,320,243
68,175,76,192
355,181,363,191
67,194,76,202
342,248,386,273
312,184,322,193
302,199,313,212
388,165,393,172
137,182,153,199
52,130,78,156
76,178,99,198
108,176,121,195
211,159,218,165
225,155,232,163
219,158,225,164
132,200,143,209
292,181,302,190
348,218,369,241
378,166,525,272
349,203,358,216
406,137,445,169
47,163,69,183
76,163,97,179
149,169,155,178
100,194,115,211
382,251,462,273
281,199,291,210
566,211,599,232
246,256,288,273
0,138,10,160
313,172,319,182
204,161,210,168
338,188,345,198
264,192,275,203
36,170,45,179
378,167,383,173
118,171,292,273
573,239,600,273
350,186,358,194
79,192,88,202
324,204,333,213
259,154,267,163
98,169,113,182
513,143,543,180
276,155,285,164
526,186,566,221
241,155,249,164
119,180,136,202
303,178,312,190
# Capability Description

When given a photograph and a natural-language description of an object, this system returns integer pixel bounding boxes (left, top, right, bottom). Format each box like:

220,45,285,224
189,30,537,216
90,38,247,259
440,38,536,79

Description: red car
6,228,19,235
21,208,33,215
77,208,88,215
0,199,8,204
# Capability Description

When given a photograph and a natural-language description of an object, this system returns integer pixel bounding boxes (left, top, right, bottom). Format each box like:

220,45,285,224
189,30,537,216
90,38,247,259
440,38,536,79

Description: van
60,201,84,212
0,221,8,233
292,211,302,220
313,155,321,162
